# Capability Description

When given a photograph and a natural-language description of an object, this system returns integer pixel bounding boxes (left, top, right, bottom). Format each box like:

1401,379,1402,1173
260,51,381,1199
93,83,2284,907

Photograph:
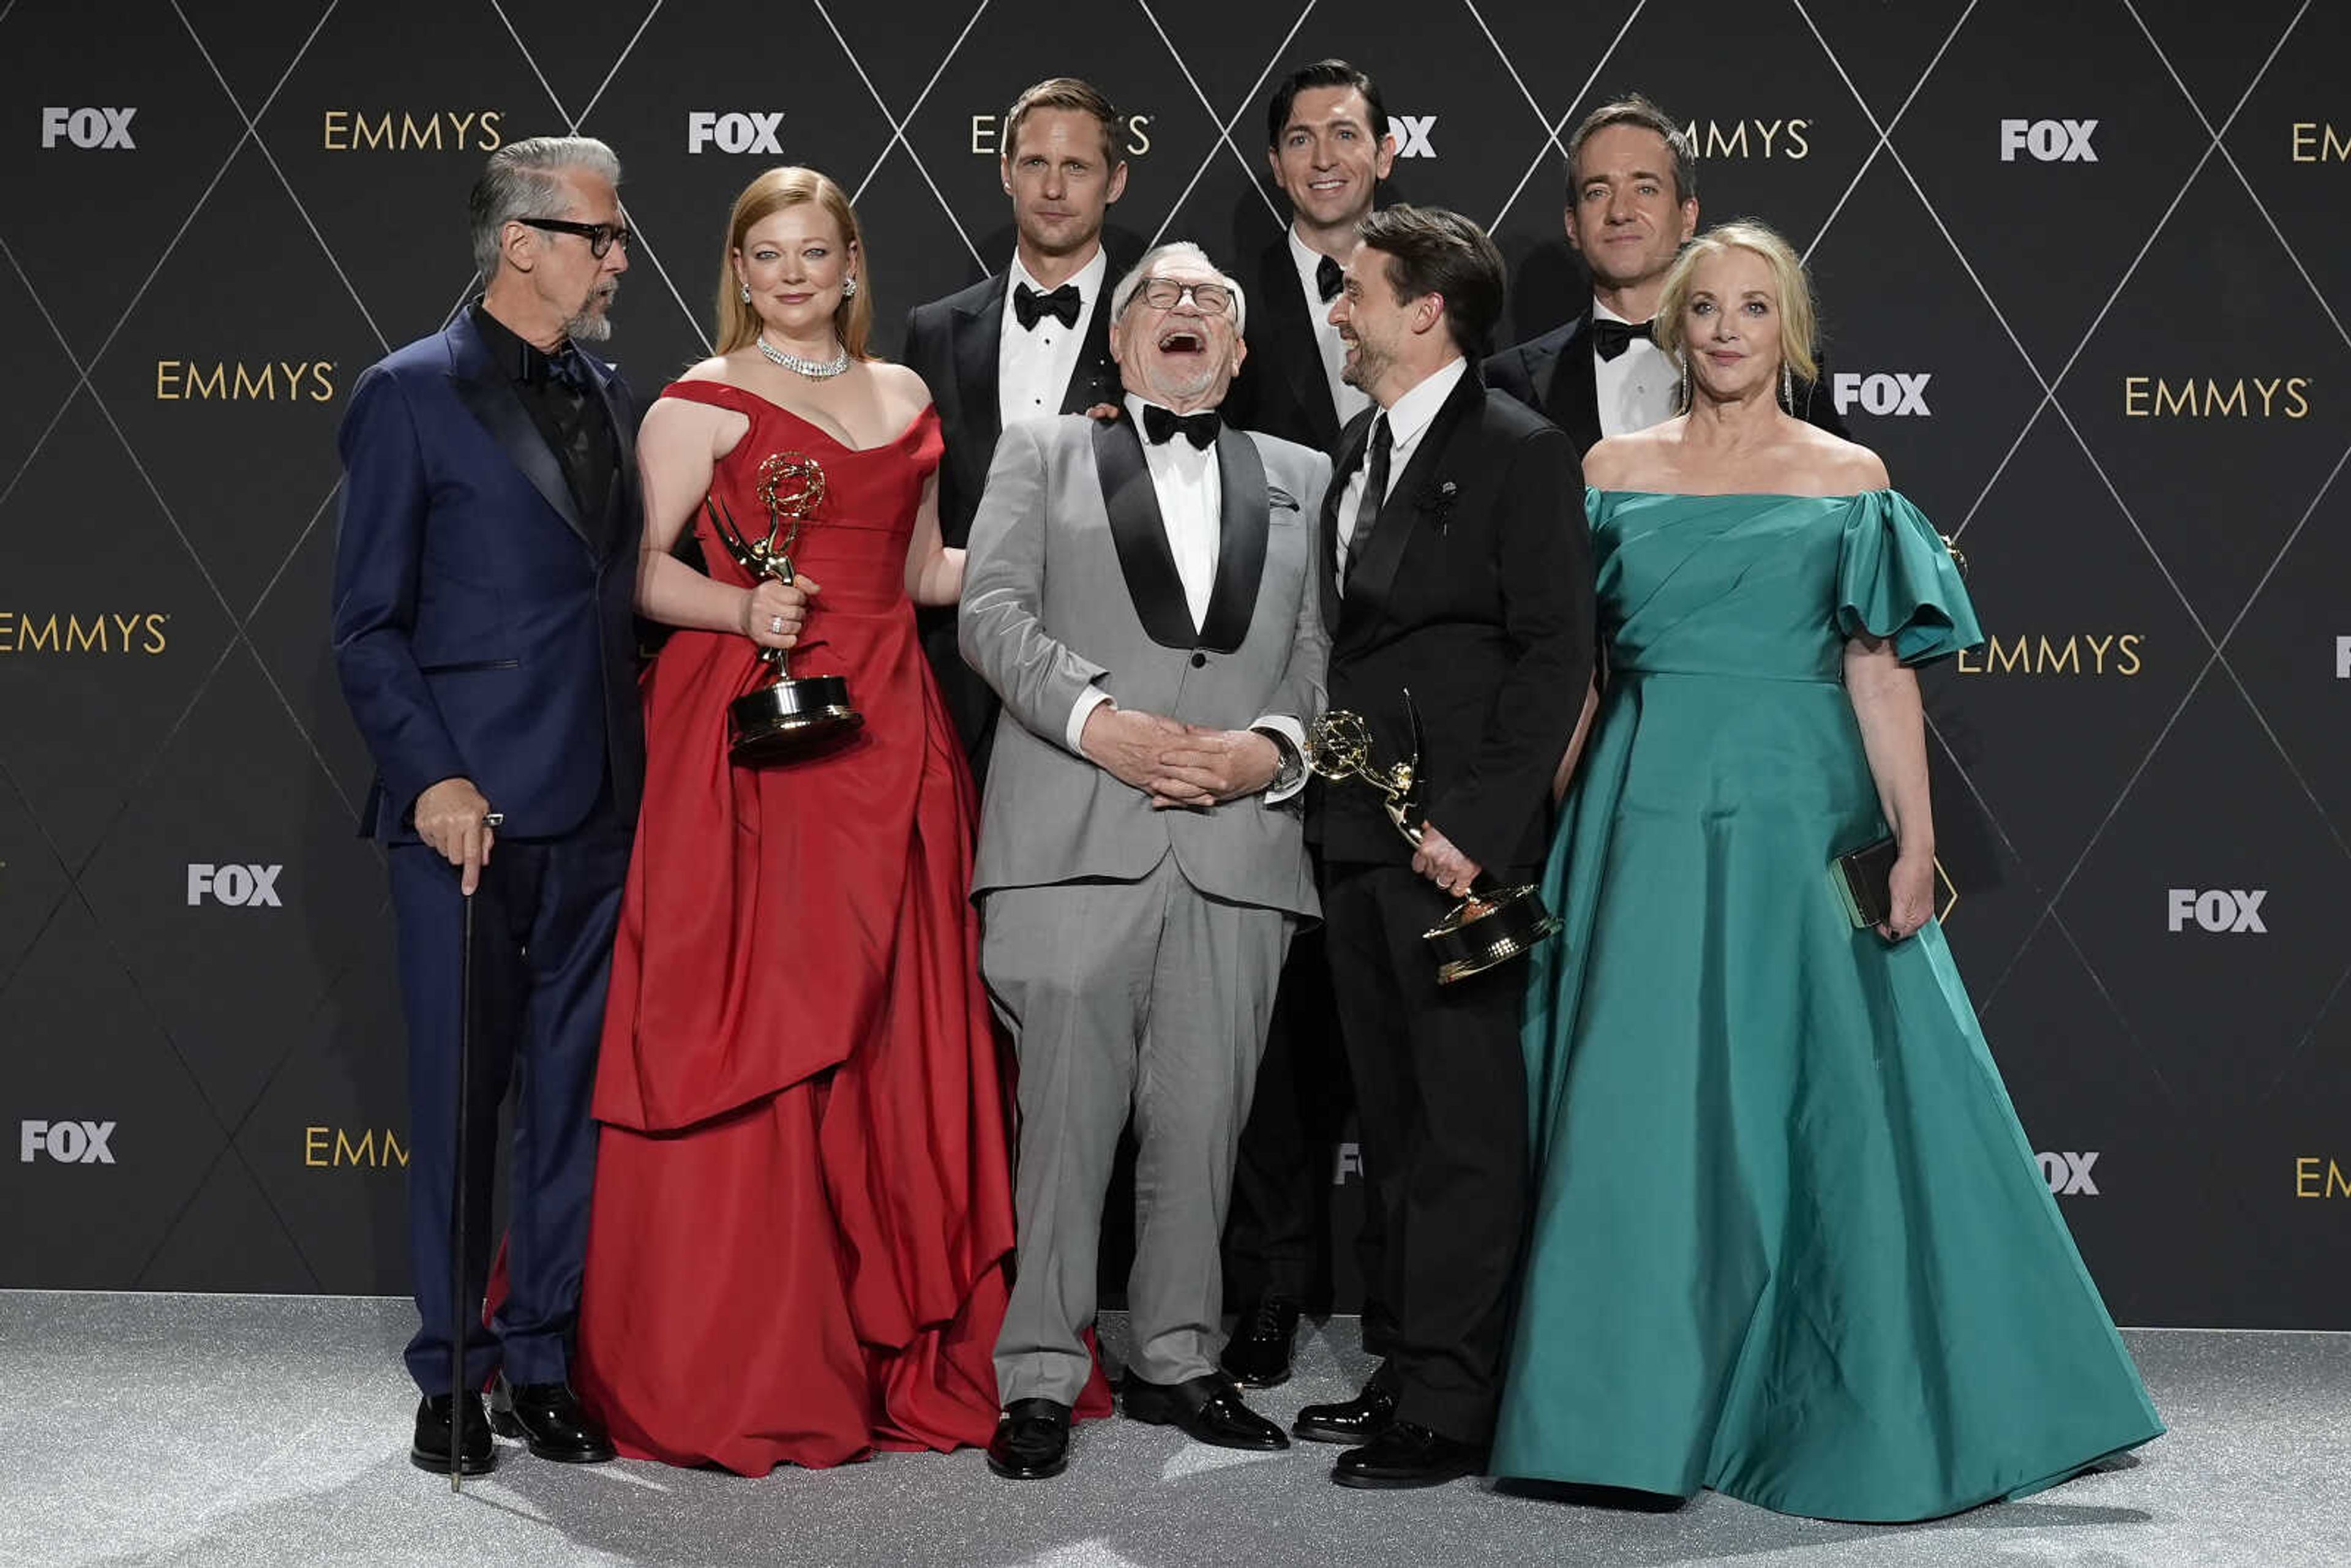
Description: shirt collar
1591,296,1641,327
1381,356,1467,449
469,301,571,384
1123,392,1220,456
1287,225,1338,290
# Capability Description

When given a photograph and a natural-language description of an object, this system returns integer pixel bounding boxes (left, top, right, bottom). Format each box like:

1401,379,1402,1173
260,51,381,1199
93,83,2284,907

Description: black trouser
1321,861,1532,1444
1223,928,1392,1343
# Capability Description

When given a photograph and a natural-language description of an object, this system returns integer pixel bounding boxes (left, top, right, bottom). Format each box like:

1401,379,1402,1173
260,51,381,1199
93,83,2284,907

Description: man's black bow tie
1142,403,1221,449
1315,253,1344,303
1591,317,1655,363
526,342,591,391
1013,280,1082,331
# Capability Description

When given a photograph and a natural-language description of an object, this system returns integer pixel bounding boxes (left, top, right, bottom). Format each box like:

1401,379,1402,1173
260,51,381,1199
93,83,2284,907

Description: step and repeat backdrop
1,0,2345,1326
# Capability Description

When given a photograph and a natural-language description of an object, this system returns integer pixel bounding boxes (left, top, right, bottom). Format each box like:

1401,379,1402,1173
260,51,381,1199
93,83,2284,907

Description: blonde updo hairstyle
1652,219,1818,403
714,166,874,359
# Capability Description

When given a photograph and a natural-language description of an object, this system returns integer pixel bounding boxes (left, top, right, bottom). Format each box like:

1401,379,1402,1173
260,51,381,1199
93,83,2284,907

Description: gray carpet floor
4,1291,2345,1567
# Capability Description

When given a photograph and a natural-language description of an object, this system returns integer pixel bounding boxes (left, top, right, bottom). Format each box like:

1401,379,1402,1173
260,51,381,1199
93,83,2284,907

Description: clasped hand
1080,707,1280,807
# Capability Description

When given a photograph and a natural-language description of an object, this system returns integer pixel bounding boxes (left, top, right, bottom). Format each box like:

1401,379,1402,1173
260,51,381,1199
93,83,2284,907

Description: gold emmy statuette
1303,692,1564,985
703,451,863,763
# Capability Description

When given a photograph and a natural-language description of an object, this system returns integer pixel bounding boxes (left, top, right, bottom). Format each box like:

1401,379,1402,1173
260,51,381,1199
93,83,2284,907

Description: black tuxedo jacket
1225,236,1344,454
1309,366,1595,874
1484,304,1848,455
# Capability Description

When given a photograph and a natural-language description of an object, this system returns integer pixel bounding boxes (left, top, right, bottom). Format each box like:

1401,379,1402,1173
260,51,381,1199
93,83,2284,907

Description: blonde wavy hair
1652,219,1818,400
713,167,873,359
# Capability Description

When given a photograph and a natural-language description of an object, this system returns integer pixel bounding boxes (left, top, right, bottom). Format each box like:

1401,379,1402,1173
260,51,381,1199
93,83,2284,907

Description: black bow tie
1013,280,1082,331
1591,317,1655,363
525,341,591,392
1142,403,1220,450
1314,253,1343,303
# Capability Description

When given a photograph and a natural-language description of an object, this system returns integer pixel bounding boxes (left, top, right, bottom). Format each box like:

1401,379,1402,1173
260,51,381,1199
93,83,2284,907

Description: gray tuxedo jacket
961,413,1331,918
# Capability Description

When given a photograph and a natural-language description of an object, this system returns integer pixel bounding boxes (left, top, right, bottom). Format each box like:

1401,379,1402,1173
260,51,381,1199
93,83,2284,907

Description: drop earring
1678,354,1690,411
739,283,751,304
1780,363,1794,412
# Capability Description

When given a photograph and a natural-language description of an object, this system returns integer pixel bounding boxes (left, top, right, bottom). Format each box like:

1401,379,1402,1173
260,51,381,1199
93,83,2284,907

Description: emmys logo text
970,113,1153,157
321,110,503,152
0,612,169,655
1956,633,2142,677
40,107,136,149
2289,123,2348,162
304,1127,409,1168
2037,1151,2099,1196
687,111,783,154
2295,1158,2351,1197
1832,372,1932,418
187,864,283,908
2166,888,2267,934
20,1120,116,1165
2123,376,2311,418
1681,118,1811,160
155,361,336,403
2000,118,2098,162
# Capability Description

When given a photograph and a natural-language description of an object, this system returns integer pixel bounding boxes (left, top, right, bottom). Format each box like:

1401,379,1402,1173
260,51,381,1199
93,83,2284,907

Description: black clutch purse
1830,836,1899,929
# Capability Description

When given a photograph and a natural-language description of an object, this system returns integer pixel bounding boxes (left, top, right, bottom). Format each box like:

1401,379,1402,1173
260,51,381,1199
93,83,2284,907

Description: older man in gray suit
962,241,1330,1480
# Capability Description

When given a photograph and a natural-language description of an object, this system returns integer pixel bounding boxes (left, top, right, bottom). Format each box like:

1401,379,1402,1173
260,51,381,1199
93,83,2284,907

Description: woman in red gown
573,167,1042,1472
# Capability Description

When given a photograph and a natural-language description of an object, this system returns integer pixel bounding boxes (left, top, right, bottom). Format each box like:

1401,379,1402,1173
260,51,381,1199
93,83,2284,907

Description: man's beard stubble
564,280,619,343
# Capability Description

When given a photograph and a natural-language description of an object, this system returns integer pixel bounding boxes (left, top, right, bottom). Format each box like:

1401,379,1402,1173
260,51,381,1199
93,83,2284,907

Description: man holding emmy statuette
331,136,640,1476
1293,206,1594,1489
961,242,1330,1481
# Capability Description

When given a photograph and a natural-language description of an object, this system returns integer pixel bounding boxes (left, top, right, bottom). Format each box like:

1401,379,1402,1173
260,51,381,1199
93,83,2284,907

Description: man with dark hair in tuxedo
1486,92,1845,449
1217,56,1397,1392
1295,205,1593,1488
904,76,1131,782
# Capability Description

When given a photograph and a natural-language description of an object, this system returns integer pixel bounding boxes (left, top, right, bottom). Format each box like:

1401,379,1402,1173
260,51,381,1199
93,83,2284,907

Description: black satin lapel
589,361,636,557
1319,416,1365,636
1267,248,1337,448
1198,427,1267,653
448,370,587,543
953,281,1003,469
1347,368,1484,615
1543,310,1603,456
1060,287,1123,414
1092,417,1197,649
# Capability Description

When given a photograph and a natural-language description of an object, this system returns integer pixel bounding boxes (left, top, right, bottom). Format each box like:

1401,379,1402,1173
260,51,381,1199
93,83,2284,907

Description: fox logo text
1832,372,1932,417
688,111,783,154
188,863,283,907
2166,888,2265,933
21,1120,116,1164
1392,115,1438,159
41,107,136,149
2001,119,2098,162
2336,636,2350,678
2038,1151,2099,1196
1332,1142,1363,1184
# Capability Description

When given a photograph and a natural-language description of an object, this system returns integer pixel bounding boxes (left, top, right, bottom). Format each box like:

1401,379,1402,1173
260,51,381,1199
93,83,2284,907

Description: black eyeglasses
1133,278,1234,315
517,217,633,258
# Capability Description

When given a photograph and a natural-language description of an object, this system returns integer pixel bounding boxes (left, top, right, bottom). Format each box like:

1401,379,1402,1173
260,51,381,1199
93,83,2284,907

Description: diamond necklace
756,334,850,379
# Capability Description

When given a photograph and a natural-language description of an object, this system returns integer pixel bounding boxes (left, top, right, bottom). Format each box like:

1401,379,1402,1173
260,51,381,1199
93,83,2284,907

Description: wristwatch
1255,726,1307,793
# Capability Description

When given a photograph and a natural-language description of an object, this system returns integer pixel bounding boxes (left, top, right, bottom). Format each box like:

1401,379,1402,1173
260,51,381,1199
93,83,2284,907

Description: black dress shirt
468,303,617,546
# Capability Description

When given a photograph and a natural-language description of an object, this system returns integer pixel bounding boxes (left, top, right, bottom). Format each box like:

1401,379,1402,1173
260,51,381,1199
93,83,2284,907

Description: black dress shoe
488,1376,617,1463
1122,1373,1288,1450
986,1397,1072,1479
1219,1292,1302,1388
411,1392,495,1476
1292,1383,1397,1446
1332,1420,1486,1489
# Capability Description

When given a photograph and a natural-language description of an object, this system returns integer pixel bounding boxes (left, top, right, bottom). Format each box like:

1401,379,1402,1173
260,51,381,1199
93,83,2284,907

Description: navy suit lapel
1542,308,1603,456
1091,416,1197,650
443,315,590,547
1345,366,1484,620
1196,426,1267,654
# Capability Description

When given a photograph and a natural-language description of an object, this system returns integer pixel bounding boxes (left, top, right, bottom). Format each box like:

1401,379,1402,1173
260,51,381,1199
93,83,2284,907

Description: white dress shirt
1063,396,1307,800
999,247,1109,425
1592,296,1677,438
1333,354,1467,579
1288,226,1372,430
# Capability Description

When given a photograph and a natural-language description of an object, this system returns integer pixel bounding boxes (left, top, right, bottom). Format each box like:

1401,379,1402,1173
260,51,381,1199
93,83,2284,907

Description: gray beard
564,285,618,343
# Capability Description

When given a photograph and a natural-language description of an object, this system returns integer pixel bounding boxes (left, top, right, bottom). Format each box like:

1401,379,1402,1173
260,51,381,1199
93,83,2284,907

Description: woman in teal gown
1492,222,2162,1522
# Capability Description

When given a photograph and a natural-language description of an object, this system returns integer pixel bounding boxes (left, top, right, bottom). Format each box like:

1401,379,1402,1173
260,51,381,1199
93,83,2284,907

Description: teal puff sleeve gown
1491,490,2162,1522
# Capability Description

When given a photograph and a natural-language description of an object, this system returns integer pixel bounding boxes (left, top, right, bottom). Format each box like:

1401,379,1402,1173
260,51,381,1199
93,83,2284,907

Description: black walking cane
448,810,501,1492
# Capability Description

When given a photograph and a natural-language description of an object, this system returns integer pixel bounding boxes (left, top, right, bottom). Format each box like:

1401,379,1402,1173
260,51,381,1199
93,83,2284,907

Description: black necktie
1315,253,1343,303
1345,414,1392,585
1591,317,1654,362
1142,403,1220,449
1013,281,1081,331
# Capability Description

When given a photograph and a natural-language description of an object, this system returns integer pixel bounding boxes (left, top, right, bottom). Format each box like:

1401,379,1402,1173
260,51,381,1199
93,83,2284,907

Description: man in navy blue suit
332,135,644,1476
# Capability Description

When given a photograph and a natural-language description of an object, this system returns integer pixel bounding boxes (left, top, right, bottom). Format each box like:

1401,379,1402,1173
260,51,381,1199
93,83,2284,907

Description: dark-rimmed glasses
517,217,633,258
1132,277,1233,315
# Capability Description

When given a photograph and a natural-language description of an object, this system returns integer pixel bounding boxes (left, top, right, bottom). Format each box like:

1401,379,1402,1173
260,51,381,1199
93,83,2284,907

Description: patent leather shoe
986,1397,1072,1479
1332,1420,1486,1489
1122,1373,1288,1450
1292,1382,1397,1445
410,1392,495,1476
488,1376,617,1463
1218,1292,1302,1388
